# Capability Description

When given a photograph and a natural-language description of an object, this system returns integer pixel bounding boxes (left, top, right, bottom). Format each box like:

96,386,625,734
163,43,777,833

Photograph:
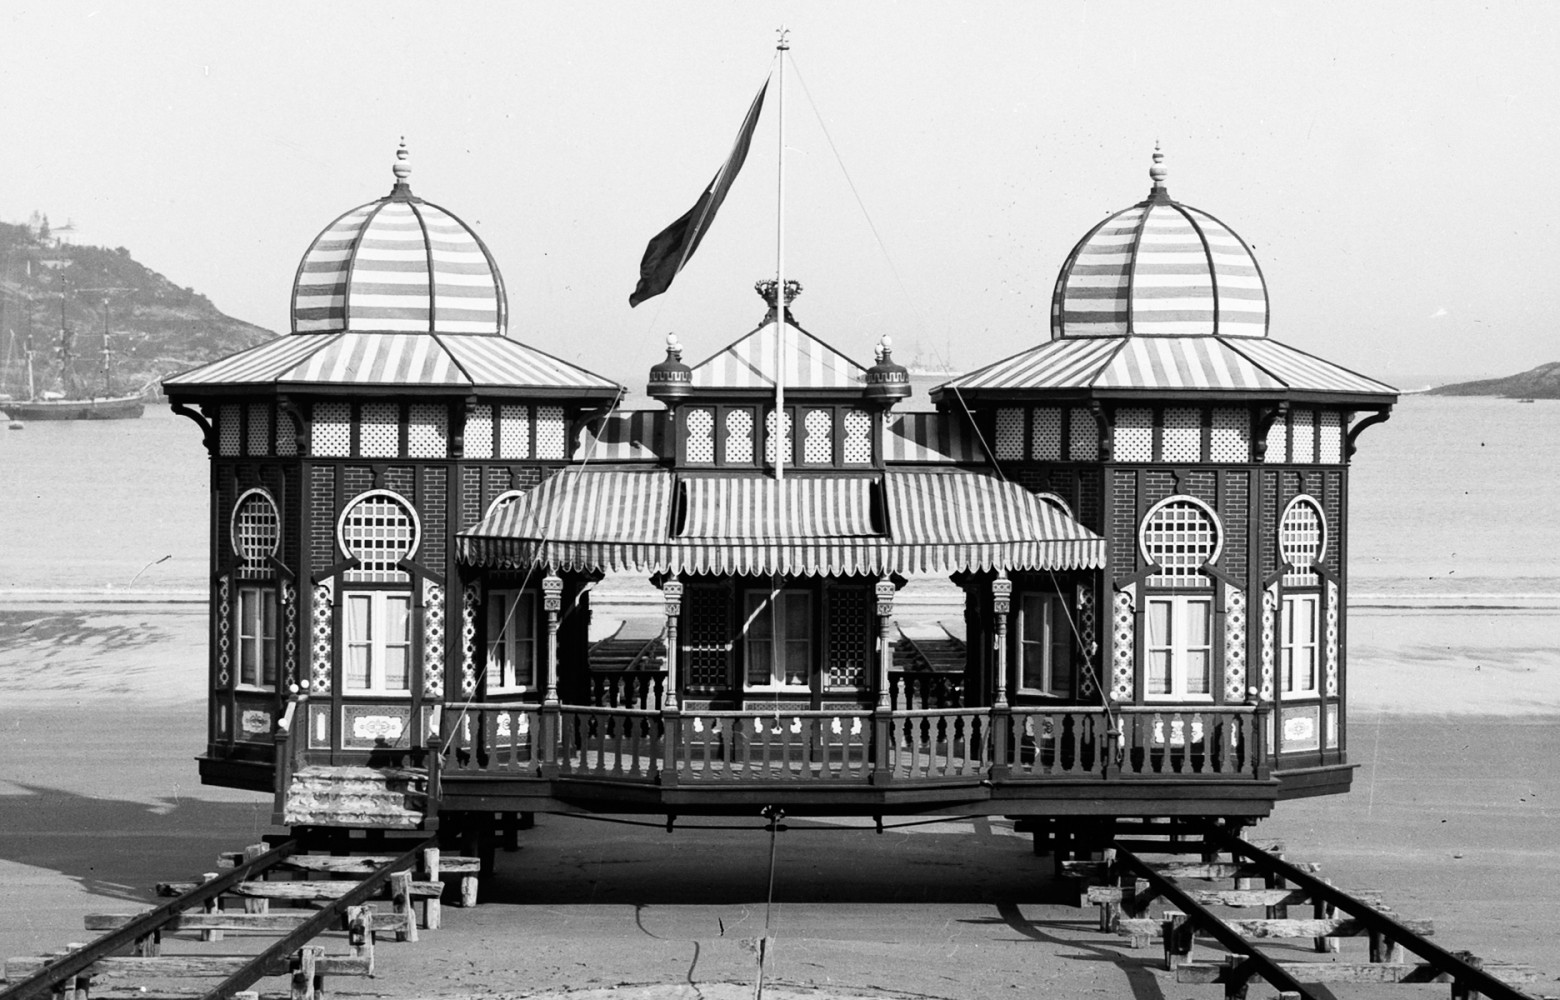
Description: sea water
0,391,1556,603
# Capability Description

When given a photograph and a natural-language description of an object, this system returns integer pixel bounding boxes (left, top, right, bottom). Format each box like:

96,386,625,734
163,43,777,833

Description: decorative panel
825,585,870,689
499,405,531,459
311,579,334,694
361,402,400,458
1032,407,1062,461
246,402,271,457
842,409,872,465
275,410,299,457
423,579,445,699
1224,586,1247,702
1290,409,1315,464
309,703,331,749
1264,414,1288,464
216,574,232,688
535,405,566,460
239,707,272,740
1077,584,1098,699
1325,703,1339,749
461,582,481,697
764,410,794,465
1210,408,1250,463
281,578,298,688
465,406,495,459
312,402,351,457
1068,407,1098,461
995,408,1025,460
1111,585,1135,701
725,408,755,463
685,407,715,463
1114,407,1153,461
1317,411,1343,464
219,404,242,456
1258,584,1277,700
684,584,732,689
1281,703,1321,752
341,705,411,750
1162,407,1201,463
407,404,448,459
803,408,833,464
1325,580,1339,696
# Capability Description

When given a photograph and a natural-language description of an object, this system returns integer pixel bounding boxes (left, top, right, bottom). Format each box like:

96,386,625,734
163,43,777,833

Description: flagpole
774,28,788,482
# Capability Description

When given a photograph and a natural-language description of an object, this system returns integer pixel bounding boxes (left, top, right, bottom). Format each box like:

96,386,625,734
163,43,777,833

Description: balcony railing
436,702,1270,788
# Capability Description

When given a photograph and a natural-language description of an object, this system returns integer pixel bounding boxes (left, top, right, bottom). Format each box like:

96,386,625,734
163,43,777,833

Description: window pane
1184,600,1211,648
346,595,371,643
346,645,370,690
1022,594,1046,643
1022,642,1046,692
261,634,278,688
746,594,774,640
785,592,810,638
487,598,510,686
1185,650,1211,694
345,595,371,689
1148,650,1171,695
384,646,410,690
385,596,411,642
783,639,809,686
1146,600,1171,648
747,641,773,685
513,639,534,687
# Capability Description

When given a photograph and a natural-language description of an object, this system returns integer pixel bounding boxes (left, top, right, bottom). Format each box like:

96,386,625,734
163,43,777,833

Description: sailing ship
2,294,145,421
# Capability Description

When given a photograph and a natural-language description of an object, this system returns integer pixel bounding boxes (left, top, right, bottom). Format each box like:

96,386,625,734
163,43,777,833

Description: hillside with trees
0,214,274,399
1428,362,1560,399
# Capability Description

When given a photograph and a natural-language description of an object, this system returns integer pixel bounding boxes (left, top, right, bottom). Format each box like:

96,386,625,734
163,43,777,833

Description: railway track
1082,821,1542,1000
0,834,478,1000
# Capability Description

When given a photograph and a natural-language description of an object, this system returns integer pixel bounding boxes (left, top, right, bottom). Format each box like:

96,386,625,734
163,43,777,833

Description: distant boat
2,294,144,421
1517,398,1536,403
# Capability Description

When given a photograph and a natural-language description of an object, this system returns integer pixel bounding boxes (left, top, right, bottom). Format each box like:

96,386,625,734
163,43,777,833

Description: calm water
1,392,1556,600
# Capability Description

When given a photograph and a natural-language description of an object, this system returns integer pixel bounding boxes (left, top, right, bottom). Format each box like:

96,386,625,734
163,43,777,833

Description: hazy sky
3,2,1556,391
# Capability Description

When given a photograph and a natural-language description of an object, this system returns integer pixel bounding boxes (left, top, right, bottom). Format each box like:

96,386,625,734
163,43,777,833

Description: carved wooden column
991,575,1012,709
874,578,896,711
661,580,683,711
542,574,563,706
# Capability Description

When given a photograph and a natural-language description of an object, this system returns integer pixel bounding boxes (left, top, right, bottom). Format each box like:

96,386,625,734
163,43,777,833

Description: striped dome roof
1051,149,1268,339
291,145,508,337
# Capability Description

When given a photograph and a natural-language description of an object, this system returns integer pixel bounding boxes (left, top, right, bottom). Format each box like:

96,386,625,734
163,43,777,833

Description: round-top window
232,488,280,578
339,490,420,582
1140,496,1222,587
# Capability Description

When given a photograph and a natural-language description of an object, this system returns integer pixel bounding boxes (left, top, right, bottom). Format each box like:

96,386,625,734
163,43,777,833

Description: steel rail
195,834,437,1000
1113,846,1312,1000
1202,825,1535,1000
0,839,299,1000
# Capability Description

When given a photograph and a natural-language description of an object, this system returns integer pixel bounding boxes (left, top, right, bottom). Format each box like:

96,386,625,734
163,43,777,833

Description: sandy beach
2,599,1557,999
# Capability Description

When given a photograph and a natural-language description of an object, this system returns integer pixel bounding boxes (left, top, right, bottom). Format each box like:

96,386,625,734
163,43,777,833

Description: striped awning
457,469,1104,576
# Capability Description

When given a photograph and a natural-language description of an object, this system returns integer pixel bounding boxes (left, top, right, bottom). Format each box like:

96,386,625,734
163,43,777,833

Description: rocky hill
1427,362,1560,399
0,218,274,398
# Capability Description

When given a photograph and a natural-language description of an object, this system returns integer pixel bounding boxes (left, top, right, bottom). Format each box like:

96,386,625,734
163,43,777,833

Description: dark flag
629,80,769,307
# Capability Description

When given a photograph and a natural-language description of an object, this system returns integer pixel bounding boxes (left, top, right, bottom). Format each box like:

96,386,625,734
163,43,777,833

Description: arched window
231,488,280,689
339,490,420,584
1140,496,1222,701
232,488,280,579
1279,496,1328,699
1279,495,1327,587
1140,496,1222,588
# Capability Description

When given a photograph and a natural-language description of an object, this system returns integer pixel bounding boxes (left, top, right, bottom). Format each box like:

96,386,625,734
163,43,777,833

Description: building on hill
164,145,1395,856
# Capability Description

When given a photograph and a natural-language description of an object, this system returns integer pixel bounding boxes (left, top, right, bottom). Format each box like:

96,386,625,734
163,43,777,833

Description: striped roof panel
163,334,339,388
680,477,877,540
883,411,983,463
689,319,866,389
1052,194,1268,339
936,335,1396,397
574,410,666,461
292,192,506,337
440,335,618,390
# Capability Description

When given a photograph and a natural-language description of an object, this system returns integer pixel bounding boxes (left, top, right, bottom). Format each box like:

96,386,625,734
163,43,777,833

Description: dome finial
392,138,412,189
1149,141,1167,189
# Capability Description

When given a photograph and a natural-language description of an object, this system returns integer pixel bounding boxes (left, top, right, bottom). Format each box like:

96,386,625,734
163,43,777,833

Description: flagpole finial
776,26,790,51
1149,141,1167,188
391,138,413,197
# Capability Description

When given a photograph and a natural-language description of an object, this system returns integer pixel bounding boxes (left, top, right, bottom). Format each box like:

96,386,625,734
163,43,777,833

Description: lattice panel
825,586,870,689
341,492,418,583
1111,587,1135,701
281,579,297,687
1077,584,1098,698
685,408,715,463
499,405,531,459
1264,414,1289,464
1114,407,1153,461
803,409,833,464
1068,407,1098,461
232,489,280,579
1280,497,1325,586
1032,408,1062,460
843,409,872,465
725,408,754,463
219,404,242,456
312,402,351,457
1163,407,1201,463
1210,408,1250,463
408,404,448,458
1325,581,1339,696
217,575,231,687
465,406,494,459
1325,704,1339,749
1259,585,1277,700
1318,411,1343,464
311,579,334,694
1224,586,1247,702
995,408,1025,460
683,585,732,688
423,579,445,699
246,403,271,456
765,410,794,465
461,583,481,696
361,403,400,458
1142,499,1219,587
536,405,565,459
1290,409,1315,463
275,410,299,456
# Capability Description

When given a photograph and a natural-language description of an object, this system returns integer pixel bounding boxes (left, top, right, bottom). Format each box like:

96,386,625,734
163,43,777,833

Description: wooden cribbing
156,878,442,901
221,853,479,875
3,955,372,980
1176,958,1541,986
1086,885,1385,908
1114,915,1435,940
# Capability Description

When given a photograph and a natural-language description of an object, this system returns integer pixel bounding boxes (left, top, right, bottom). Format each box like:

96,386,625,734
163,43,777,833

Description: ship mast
773,27,789,481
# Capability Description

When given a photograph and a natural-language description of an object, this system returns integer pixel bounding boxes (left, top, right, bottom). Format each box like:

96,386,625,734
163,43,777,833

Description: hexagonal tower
935,149,1397,797
164,146,621,825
